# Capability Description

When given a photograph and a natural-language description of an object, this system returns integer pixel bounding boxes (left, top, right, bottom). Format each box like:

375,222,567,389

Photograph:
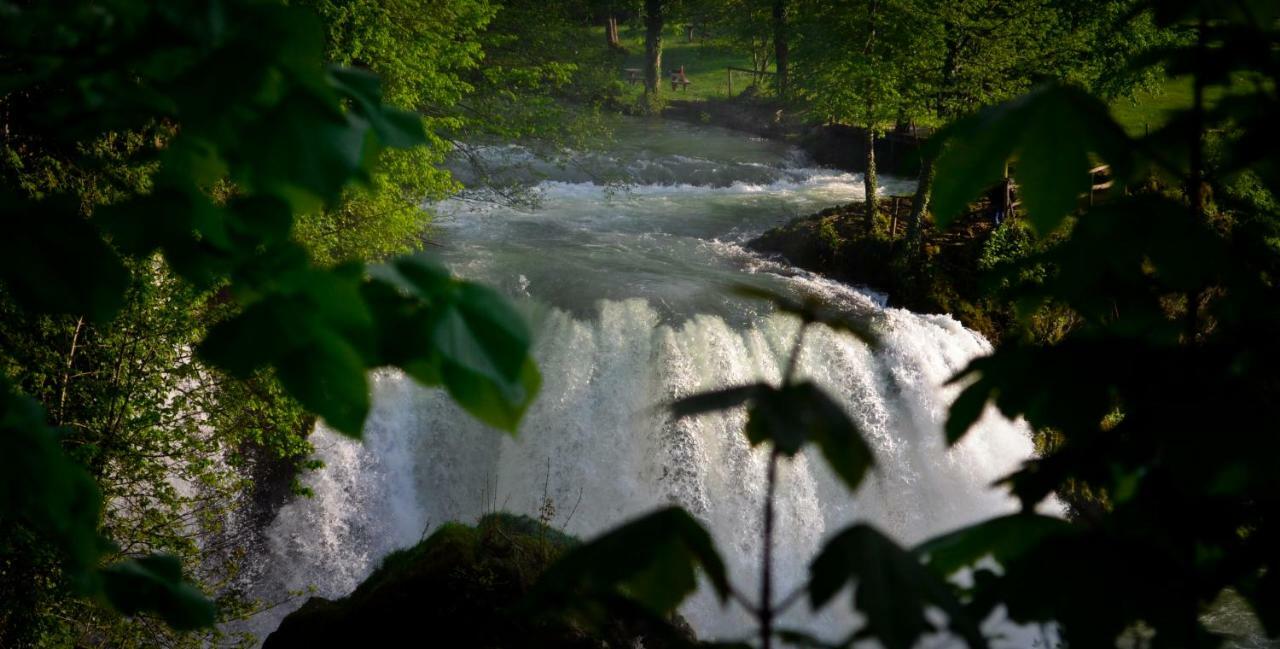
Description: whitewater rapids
242,119,1046,645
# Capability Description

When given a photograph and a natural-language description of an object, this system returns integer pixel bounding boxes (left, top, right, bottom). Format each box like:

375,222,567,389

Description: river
242,118,1054,645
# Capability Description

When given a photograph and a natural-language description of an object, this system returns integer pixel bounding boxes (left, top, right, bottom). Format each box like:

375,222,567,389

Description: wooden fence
726,67,776,96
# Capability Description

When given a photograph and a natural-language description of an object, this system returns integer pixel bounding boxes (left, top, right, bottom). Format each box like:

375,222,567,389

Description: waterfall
240,118,1046,645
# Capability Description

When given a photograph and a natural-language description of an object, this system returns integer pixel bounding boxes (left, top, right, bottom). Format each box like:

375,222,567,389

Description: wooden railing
726,66,776,96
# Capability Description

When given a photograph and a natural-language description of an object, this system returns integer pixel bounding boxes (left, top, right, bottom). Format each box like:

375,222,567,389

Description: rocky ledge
264,513,696,648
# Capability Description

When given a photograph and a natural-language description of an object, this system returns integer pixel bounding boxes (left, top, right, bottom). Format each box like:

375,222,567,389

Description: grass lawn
1109,74,1267,135
601,25,765,103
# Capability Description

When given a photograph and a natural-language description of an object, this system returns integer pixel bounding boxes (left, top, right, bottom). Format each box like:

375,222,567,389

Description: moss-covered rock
748,198,1021,343
263,513,696,649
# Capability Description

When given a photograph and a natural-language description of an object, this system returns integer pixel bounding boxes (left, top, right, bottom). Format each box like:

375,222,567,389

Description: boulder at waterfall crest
263,513,696,648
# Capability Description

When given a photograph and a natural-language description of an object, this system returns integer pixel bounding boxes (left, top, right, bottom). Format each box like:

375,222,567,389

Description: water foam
246,295,1039,643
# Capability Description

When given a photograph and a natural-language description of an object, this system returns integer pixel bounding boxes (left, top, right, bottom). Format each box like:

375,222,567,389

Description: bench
624,68,642,85
670,72,691,91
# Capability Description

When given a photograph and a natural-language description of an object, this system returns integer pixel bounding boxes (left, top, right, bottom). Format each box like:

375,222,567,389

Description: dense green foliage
0,0,549,645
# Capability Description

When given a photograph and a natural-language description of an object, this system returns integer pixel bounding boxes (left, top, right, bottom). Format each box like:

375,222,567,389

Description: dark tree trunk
643,0,664,96
772,0,789,95
865,128,878,228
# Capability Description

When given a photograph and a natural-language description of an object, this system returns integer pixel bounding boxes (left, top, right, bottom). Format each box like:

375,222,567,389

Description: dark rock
264,513,697,649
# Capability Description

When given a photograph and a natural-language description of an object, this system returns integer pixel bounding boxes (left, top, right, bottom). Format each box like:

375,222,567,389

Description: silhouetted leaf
198,299,297,377
0,195,130,322
750,382,874,491
945,381,989,446
100,555,216,630
275,329,370,437
0,382,104,577
732,284,877,344
916,514,1072,577
1240,567,1279,636
670,383,769,418
810,524,986,649
931,84,1133,234
528,507,729,621
775,628,848,648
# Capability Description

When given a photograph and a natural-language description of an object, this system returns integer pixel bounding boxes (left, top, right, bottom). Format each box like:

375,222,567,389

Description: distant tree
793,0,916,225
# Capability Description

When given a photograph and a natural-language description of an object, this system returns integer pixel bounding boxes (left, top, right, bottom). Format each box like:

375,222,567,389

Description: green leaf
240,91,371,204
433,283,531,385
328,66,427,149
441,356,540,434
198,299,297,377
0,383,105,578
275,328,370,437
389,256,454,299
226,194,293,245
931,84,1133,234
750,382,875,491
0,195,130,322
527,506,729,620
810,524,986,649
915,514,1072,577
100,555,217,630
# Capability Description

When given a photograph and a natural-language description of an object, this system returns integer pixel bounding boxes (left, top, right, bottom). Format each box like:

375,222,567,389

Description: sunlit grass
1109,75,1267,136
595,25,765,103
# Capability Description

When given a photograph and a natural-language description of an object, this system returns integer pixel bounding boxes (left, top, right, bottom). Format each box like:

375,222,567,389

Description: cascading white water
243,119,1048,645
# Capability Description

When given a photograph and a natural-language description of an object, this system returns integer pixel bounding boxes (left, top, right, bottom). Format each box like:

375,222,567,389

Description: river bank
661,95,925,176
745,197,1027,345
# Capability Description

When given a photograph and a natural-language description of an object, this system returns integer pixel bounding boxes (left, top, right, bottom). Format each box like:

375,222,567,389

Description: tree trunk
772,0,789,96
865,128,878,229
906,154,935,253
643,0,664,96
606,15,620,49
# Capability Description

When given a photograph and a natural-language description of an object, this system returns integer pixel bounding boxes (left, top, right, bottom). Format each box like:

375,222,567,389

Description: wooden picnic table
624,68,642,85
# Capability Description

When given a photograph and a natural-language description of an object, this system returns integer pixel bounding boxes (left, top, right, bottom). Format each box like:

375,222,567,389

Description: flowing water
242,119,1053,645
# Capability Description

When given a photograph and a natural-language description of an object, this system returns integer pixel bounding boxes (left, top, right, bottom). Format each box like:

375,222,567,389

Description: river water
243,119,1054,645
